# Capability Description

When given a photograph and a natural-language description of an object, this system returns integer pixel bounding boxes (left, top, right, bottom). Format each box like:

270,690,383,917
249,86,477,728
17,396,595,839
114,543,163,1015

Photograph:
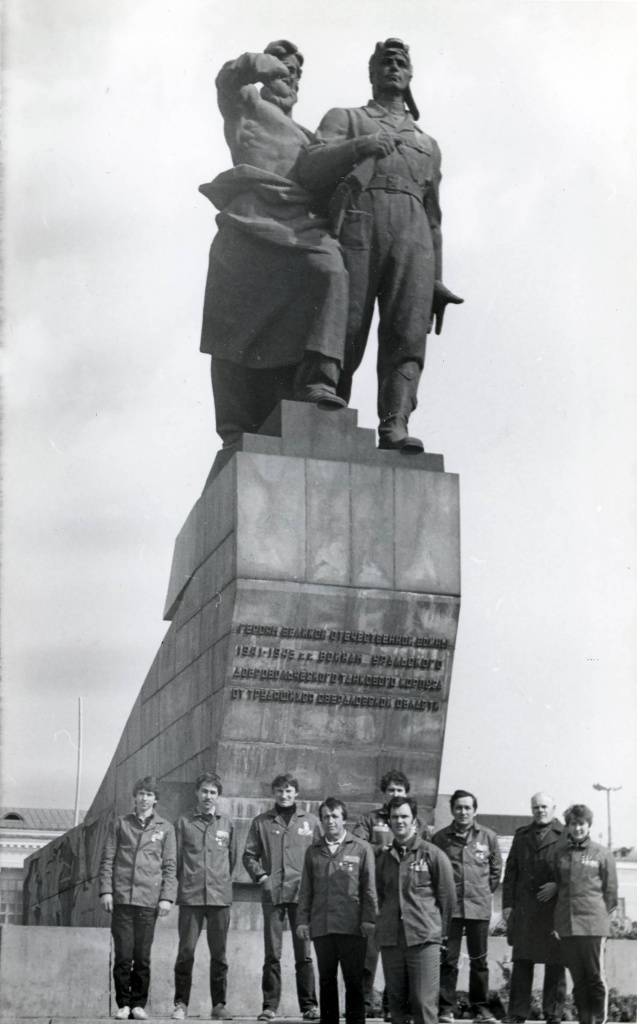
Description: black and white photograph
2,1,636,1019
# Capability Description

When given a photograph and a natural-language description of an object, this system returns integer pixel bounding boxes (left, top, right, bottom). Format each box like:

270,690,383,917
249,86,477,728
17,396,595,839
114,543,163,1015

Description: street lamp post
592,783,622,849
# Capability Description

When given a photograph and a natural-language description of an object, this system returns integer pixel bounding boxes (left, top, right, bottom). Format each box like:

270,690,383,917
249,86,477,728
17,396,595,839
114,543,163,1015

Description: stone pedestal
22,401,461,924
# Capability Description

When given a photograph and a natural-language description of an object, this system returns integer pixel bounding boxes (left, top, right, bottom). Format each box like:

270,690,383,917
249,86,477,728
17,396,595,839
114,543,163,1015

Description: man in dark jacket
243,772,320,1021
171,772,236,1021
550,804,618,1024
99,776,177,1020
353,768,413,1018
297,797,377,1024
376,796,455,1024
502,792,566,1023
432,790,502,1023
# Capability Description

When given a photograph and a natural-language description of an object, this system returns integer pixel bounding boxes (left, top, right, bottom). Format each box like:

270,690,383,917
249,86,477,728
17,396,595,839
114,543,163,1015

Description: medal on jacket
410,858,430,873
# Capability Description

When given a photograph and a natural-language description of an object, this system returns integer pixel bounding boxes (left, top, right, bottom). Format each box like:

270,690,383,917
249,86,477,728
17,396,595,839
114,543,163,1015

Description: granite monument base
23,402,460,924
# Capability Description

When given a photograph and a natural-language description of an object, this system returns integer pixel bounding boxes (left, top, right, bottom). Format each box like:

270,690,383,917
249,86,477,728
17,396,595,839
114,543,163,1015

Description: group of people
199,37,463,454
99,770,618,1024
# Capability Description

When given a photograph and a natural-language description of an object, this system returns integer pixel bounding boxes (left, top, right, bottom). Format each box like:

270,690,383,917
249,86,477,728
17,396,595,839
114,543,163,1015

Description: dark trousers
381,930,440,1024
313,933,367,1024
560,937,607,1024
439,918,490,1014
509,960,567,1020
174,905,230,1008
111,904,158,1009
261,900,317,1012
336,191,433,439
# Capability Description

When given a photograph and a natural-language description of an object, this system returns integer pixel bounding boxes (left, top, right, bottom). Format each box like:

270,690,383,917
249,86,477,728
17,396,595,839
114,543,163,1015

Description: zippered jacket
243,806,320,905
550,836,618,937
297,832,377,937
375,837,456,947
98,812,177,907
432,821,502,919
175,810,237,906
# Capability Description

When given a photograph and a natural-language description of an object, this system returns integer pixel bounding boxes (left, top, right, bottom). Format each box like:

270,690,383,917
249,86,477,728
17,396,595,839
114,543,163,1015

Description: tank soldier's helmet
369,38,420,121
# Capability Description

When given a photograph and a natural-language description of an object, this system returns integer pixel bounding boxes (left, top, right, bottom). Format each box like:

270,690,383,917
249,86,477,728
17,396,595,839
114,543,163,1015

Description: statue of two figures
199,38,463,454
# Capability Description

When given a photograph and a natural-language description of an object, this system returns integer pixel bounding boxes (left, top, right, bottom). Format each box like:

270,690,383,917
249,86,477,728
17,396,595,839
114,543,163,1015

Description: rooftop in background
0,808,85,830
476,813,531,835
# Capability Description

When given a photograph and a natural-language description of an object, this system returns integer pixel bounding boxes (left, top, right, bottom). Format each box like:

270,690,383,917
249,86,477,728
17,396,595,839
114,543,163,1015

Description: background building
0,808,84,924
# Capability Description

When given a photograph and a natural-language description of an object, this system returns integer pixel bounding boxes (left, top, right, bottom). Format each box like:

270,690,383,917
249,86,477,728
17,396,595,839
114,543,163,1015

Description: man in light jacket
243,772,320,1021
376,796,455,1024
99,776,177,1021
432,789,502,1023
297,797,377,1024
171,772,236,1021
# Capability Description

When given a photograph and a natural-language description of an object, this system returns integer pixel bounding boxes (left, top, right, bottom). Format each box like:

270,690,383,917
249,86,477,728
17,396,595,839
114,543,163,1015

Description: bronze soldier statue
299,38,463,452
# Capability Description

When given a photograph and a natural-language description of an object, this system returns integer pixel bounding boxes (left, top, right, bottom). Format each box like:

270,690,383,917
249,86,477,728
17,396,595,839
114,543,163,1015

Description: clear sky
2,1,636,845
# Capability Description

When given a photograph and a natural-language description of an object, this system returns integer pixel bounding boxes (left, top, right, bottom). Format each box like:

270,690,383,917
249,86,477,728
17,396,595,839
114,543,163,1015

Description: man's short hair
264,39,304,77
195,772,223,794
387,795,418,818
564,803,593,826
450,789,478,811
319,797,347,821
369,38,412,77
133,776,159,798
380,769,411,793
271,772,299,792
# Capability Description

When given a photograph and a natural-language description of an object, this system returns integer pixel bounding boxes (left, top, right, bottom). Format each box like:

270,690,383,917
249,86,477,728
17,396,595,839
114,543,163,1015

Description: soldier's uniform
299,101,443,447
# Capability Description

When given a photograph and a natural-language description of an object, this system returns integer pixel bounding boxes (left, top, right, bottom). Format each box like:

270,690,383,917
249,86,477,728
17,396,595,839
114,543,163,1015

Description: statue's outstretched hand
430,281,464,335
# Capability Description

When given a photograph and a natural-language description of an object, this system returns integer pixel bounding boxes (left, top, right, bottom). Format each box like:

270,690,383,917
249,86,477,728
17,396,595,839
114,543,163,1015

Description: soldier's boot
293,352,348,410
377,360,424,453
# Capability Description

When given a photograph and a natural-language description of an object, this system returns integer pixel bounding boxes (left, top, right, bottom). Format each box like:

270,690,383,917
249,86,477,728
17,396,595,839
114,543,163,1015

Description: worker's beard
261,79,298,113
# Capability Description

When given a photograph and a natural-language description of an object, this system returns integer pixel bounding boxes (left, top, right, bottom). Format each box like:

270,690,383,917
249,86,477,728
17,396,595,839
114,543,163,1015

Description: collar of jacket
567,833,591,850
317,830,355,854
389,835,429,863
522,819,563,840
363,100,419,130
191,809,222,823
125,815,166,831
128,811,158,828
447,821,481,840
266,805,309,824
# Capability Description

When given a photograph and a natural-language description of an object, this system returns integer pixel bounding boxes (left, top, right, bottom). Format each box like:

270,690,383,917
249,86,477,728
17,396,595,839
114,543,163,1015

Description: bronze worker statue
199,41,348,449
298,38,463,452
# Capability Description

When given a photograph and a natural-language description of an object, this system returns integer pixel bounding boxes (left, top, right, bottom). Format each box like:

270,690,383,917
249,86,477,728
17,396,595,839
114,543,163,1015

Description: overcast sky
2,0,636,845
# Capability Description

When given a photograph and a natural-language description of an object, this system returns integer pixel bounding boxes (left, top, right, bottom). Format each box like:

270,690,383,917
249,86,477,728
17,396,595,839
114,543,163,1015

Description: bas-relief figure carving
298,38,463,452
200,37,463,453
199,40,348,449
